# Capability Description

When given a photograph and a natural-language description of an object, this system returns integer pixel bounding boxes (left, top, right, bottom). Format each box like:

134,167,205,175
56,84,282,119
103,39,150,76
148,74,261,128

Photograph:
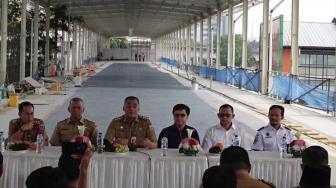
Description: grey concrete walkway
45,62,219,140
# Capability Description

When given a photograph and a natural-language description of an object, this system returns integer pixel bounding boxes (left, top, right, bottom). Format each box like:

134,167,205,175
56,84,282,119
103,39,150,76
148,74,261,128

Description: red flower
188,138,199,146
70,135,91,144
289,139,306,147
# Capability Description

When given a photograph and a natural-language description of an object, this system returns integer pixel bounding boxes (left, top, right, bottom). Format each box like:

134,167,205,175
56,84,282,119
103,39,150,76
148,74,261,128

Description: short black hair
202,165,237,188
26,166,68,188
219,104,234,113
269,105,285,116
124,96,140,104
302,146,328,167
300,165,331,188
172,104,190,116
220,146,251,171
58,154,80,182
18,101,34,114
69,97,84,105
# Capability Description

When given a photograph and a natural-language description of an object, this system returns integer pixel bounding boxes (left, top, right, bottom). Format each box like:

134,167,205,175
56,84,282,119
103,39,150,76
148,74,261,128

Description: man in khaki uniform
105,96,157,149
50,97,98,146
8,101,48,143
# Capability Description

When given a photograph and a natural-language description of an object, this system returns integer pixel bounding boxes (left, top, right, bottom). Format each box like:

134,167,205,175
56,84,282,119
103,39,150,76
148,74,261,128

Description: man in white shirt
202,104,251,152
251,105,295,151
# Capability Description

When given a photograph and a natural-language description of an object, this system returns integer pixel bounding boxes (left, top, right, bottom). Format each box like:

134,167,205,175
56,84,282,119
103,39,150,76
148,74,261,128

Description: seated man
157,104,200,148
220,146,274,188
8,101,48,143
105,96,157,149
202,104,250,152
298,146,331,188
251,105,294,151
50,97,98,146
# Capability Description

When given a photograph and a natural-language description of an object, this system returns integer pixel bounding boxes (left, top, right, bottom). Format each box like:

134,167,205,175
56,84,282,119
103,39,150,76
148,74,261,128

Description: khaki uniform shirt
50,117,98,146
105,115,157,145
8,118,48,143
237,173,273,188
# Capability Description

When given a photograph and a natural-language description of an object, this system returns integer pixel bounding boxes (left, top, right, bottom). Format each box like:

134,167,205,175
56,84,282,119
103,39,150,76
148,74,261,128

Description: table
207,151,302,188
1,148,302,188
138,149,208,188
1,147,150,188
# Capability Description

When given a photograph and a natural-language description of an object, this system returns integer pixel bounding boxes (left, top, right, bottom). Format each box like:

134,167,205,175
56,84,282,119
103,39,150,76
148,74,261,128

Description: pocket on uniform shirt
116,130,127,138
59,129,74,142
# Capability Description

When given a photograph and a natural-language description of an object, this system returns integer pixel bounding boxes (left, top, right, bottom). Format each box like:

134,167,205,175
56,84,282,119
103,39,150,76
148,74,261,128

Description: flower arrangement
289,139,306,158
178,129,202,156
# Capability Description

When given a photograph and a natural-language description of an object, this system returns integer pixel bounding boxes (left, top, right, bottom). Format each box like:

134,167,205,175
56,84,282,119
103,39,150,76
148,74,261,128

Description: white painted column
291,0,299,75
33,1,39,76
207,16,211,67
44,5,50,76
193,21,197,66
242,0,248,69
200,19,204,66
19,0,27,80
227,1,234,67
216,11,221,69
261,0,270,94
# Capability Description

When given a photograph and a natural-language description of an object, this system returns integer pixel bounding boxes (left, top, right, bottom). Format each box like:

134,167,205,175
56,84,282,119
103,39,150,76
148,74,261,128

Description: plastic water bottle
0,131,5,153
161,136,168,157
97,132,104,153
280,136,287,158
36,134,43,154
232,134,241,146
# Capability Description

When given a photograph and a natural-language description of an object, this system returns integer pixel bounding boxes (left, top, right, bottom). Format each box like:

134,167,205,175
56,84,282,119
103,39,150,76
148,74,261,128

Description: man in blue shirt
158,104,200,148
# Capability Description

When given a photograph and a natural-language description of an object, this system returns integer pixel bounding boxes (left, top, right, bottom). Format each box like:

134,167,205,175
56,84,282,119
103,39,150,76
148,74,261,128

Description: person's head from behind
172,104,190,128
68,97,85,120
123,96,140,119
58,154,81,187
220,146,251,173
299,146,330,188
18,101,35,123
26,166,68,188
302,146,328,168
202,165,237,188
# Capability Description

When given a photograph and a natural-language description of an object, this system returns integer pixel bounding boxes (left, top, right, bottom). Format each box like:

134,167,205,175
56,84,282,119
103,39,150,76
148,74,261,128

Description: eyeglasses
218,113,233,118
174,113,187,117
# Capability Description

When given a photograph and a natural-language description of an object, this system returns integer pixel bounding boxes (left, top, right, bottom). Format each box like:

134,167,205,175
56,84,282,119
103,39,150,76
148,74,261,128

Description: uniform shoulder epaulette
57,118,68,125
9,118,20,124
139,115,150,120
257,126,265,131
284,126,291,131
113,116,124,121
84,118,95,126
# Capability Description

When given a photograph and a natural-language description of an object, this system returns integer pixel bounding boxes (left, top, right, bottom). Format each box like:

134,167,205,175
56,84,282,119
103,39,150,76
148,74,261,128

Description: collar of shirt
67,117,85,125
122,115,139,123
215,123,237,131
266,123,285,131
171,124,190,132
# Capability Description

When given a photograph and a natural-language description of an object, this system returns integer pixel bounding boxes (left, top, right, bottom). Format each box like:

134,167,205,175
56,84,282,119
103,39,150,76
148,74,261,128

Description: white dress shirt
202,124,251,151
251,124,295,151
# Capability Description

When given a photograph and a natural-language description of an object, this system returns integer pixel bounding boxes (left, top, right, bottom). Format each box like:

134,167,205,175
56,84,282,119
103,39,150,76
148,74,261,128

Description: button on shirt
202,124,251,151
157,125,200,148
251,124,295,151
50,117,98,146
104,115,157,145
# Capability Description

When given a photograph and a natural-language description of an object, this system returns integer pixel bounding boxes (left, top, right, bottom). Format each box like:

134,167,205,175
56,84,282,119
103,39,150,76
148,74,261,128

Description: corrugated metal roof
283,21,336,48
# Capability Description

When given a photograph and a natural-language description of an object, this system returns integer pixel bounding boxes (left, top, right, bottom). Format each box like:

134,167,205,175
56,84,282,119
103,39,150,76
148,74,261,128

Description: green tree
219,34,256,68
110,37,129,48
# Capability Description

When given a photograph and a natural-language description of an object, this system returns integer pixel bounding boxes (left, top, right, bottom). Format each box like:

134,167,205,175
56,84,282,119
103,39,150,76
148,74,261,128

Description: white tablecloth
207,151,302,188
0,147,150,188
138,149,208,188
